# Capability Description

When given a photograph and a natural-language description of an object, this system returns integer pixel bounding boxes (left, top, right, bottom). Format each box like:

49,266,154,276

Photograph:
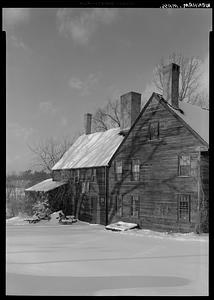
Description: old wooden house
26,63,209,233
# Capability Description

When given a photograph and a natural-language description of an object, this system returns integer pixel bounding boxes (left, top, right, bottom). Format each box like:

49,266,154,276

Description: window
91,168,96,182
115,161,123,181
131,159,140,181
87,169,92,180
115,195,122,216
82,181,90,193
75,169,80,182
178,194,190,222
80,169,86,181
148,122,159,140
179,155,191,176
131,195,139,217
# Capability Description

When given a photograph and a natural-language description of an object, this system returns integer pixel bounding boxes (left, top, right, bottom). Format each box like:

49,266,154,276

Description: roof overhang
25,179,68,193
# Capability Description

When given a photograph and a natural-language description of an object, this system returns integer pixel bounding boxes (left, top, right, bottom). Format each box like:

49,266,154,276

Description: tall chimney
84,113,92,135
162,63,180,108
120,91,141,131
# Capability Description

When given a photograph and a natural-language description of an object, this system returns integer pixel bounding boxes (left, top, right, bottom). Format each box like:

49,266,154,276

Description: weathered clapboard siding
108,95,207,232
52,167,106,225
199,152,209,232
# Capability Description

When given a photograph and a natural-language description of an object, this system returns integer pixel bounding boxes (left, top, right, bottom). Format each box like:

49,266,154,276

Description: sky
4,8,211,174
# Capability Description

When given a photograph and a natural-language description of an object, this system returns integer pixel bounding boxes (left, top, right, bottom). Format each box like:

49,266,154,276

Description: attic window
178,155,191,176
148,121,159,140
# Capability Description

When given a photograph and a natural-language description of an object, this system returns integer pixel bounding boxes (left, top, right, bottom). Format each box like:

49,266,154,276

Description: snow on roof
52,128,124,170
52,95,208,171
169,101,209,144
25,178,67,192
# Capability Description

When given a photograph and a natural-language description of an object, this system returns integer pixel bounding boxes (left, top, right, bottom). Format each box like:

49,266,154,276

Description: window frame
178,154,191,177
115,195,122,217
131,195,140,218
74,169,80,182
131,159,140,181
177,194,191,222
148,121,160,140
115,160,123,181
91,168,96,182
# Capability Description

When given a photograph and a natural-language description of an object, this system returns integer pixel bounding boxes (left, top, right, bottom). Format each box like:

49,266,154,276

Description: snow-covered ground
6,217,209,296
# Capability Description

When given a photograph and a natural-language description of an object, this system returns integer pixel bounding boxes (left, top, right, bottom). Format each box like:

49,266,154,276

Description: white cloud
57,8,118,45
10,35,31,52
199,54,209,92
68,73,100,96
3,8,31,27
68,77,83,90
39,101,57,115
60,116,68,127
7,122,34,141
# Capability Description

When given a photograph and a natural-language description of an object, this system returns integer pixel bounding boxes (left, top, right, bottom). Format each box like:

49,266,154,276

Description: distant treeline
6,170,51,218
6,170,51,188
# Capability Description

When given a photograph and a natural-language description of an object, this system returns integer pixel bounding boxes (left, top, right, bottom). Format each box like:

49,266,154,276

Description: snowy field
6,217,209,296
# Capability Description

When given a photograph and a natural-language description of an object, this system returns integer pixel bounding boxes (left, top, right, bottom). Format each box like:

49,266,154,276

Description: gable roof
52,93,209,171
156,94,209,145
52,128,124,170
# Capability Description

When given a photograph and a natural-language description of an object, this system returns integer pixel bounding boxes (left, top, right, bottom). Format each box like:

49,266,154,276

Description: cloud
56,8,118,45
10,35,31,52
60,116,68,127
68,72,100,96
39,101,57,115
199,54,209,92
3,8,31,27
7,122,34,141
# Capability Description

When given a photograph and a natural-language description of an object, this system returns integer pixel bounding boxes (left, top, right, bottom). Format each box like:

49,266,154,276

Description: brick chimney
120,91,141,131
84,113,92,135
162,63,180,108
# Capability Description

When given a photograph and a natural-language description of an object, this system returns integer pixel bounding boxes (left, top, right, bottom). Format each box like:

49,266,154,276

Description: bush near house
6,170,50,218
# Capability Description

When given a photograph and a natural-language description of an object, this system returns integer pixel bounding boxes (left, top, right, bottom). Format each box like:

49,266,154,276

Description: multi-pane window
131,195,139,217
131,159,140,181
179,155,191,176
115,161,123,181
115,195,122,216
178,194,191,222
148,121,159,140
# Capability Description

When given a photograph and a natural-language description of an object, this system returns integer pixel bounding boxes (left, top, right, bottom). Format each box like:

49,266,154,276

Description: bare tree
153,53,204,103
92,98,121,132
28,136,76,172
